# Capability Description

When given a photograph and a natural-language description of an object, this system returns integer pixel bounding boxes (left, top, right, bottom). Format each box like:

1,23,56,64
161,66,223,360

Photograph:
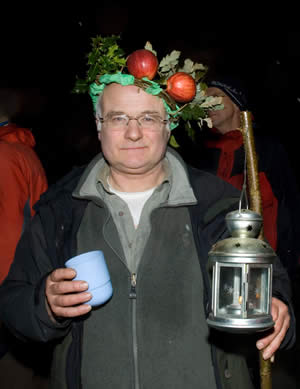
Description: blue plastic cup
65,250,113,307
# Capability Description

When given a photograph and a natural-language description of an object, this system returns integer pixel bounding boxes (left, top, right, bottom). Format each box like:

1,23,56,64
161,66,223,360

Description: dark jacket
0,154,295,389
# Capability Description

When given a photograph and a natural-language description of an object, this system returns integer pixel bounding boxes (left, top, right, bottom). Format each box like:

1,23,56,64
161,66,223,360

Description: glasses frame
98,113,169,131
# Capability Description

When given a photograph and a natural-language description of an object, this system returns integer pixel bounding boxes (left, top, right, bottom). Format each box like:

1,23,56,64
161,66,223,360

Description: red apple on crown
166,72,196,103
127,49,197,103
126,49,158,80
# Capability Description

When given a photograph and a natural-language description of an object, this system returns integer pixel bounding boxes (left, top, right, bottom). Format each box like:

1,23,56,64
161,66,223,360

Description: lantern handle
238,150,249,213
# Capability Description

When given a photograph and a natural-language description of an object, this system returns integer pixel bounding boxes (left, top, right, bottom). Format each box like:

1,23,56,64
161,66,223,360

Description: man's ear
98,131,102,142
166,129,171,142
96,117,102,132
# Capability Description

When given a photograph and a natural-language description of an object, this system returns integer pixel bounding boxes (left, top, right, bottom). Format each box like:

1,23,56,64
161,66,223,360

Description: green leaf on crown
80,35,126,84
180,104,206,121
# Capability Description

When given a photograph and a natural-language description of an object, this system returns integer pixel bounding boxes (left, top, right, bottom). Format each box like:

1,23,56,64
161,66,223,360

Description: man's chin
115,160,161,175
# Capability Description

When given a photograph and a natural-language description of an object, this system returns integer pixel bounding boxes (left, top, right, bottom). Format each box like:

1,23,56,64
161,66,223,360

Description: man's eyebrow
105,110,125,116
140,110,161,115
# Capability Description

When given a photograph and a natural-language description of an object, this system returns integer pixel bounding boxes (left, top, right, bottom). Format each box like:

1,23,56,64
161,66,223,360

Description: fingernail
81,282,89,288
82,304,92,312
256,342,264,350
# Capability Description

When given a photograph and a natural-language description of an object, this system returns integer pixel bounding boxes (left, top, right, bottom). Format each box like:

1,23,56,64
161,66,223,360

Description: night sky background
0,4,297,185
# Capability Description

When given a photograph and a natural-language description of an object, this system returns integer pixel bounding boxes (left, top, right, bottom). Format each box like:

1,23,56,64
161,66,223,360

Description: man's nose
124,119,143,140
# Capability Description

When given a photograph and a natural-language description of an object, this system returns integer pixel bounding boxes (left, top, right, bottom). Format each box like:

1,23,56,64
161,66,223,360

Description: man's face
205,87,240,134
98,83,170,176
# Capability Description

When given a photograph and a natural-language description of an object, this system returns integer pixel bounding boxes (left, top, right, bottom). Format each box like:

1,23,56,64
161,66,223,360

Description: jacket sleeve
260,137,300,277
275,148,300,276
0,213,71,343
271,255,296,349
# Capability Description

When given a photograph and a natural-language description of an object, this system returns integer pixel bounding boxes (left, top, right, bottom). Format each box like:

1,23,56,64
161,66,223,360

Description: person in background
200,75,300,280
0,88,48,388
0,88,48,283
198,75,300,388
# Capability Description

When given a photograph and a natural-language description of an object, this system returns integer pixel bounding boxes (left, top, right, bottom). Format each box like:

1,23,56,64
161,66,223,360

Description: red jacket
201,129,300,276
0,123,48,282
205,130,278,250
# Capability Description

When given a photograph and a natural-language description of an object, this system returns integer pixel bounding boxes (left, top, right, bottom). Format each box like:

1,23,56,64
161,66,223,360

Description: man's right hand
45,268,92,320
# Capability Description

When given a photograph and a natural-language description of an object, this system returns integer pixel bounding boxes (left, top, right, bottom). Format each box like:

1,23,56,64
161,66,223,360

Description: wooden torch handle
239,111,272,389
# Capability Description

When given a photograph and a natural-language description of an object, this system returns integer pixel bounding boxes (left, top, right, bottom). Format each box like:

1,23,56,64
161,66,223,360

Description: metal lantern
207,209,276,333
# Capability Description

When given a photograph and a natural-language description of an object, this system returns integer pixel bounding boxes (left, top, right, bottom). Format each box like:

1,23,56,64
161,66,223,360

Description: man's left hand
256,297,290,360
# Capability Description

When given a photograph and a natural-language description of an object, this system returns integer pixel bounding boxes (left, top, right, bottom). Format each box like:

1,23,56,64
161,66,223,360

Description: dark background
0,4,298,185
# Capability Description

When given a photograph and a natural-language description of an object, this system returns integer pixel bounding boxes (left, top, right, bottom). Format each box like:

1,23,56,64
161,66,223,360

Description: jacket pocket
216,348,255,389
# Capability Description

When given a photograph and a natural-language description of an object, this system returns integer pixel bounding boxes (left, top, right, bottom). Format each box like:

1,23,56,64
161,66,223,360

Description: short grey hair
95,90,170,132
95,94,103,132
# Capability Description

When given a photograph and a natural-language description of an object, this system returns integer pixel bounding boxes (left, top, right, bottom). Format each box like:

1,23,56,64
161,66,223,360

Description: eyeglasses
98,113,169,131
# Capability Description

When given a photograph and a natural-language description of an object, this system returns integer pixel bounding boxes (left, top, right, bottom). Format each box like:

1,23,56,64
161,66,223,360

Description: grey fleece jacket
71,150,218,389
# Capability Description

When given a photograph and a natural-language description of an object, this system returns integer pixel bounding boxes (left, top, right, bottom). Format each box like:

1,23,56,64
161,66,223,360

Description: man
198,75,300,279
0,88,48,387
0,82,295,389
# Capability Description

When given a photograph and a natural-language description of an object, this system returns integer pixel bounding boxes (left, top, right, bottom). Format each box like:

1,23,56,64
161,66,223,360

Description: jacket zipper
100,209,139,387
130,273,139,389
102,210,140,388
130,273,137,298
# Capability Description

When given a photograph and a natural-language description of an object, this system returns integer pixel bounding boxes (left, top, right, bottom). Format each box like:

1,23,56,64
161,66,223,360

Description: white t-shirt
108,182,156,228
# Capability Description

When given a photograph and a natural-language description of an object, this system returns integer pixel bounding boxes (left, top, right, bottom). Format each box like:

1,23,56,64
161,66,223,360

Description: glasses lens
138,114,162,129
110,115,128,128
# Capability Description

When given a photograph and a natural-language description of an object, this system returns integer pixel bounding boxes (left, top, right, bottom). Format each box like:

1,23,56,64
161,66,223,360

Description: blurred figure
0,88,48,388
197,75,299,389
201,75,300,279
0,88,48,283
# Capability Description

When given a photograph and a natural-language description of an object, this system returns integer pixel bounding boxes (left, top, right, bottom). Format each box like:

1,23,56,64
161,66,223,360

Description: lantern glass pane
248,267,269,315
218,266,242,317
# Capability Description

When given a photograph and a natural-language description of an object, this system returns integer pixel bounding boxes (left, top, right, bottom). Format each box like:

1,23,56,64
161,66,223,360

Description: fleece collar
73,148,197,207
